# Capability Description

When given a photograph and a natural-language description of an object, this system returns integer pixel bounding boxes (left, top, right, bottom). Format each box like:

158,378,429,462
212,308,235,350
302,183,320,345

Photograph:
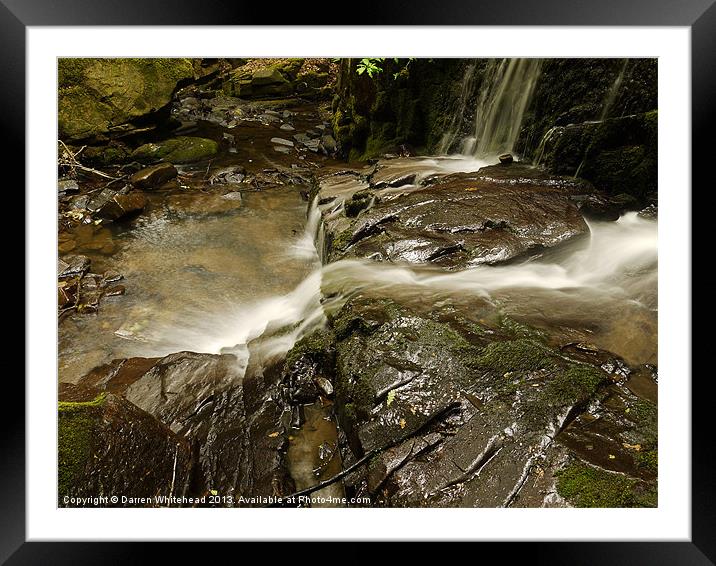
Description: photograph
56,56,659,510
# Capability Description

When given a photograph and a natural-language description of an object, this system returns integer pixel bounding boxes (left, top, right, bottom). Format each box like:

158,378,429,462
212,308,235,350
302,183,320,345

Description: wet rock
273,146,291,154
638,203,658,219
319,160,591,268
104,285,126,297
280,123,295,131
318,295,611,507
130,163,178,189
101,270,123,284
304,139,321,152
58,255,90,280
97,191,147,221
58,58,195,141
132,136,219,164
209,166,246,185
58,384,192,506
321,134,337,154
76,351,295,502
58,179,79,195
271,137,294,147
499,153,514,164
293,133,311,145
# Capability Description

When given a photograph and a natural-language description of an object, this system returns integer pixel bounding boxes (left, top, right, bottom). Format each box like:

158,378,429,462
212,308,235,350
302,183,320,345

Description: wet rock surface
317,160,593,267
58,383,193,506
282,293,657,507
71,352,295,505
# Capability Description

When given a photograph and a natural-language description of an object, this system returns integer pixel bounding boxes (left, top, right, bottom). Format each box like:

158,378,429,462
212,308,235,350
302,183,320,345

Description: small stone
293,133,311,145
59,255,90,280
280,124,295,131
499,153,514,164
130,163,178,189
102,270,123,284
304,139,320,152
321,134,337,153
97,192,146,221
271,137,294,147
221,192,243,201
58,179,79,194
104,285,126,297
314,377,334,397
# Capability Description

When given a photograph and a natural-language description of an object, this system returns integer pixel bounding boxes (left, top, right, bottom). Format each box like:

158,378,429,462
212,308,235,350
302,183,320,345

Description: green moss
58,394,105,496
58,58,194,140
636,449,658,474
131,136,219,164
331,228,355,253
556,461,642,507
498,314,546,340
545,364,606,406
284,330,335,369
627,398,658,447
352,375,376,419
471,339,553,374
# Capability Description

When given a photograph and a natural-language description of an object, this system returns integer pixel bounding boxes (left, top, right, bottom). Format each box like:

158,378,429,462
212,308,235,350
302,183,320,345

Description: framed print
9,0,707,562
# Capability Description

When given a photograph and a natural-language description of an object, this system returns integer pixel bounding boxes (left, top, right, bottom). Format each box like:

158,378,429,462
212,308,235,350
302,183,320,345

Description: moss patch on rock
59,58,195,141
471,338,554,374
58,393,106,497
556,460,655,507
131,136,219,164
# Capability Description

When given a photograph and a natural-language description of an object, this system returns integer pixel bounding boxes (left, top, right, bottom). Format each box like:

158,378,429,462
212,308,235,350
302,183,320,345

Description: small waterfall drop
438,63,478,155
472,58,542,157
599,60,629,121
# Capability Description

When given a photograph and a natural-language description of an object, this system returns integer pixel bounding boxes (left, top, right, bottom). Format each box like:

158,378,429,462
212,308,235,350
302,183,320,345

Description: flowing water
472,58,542,156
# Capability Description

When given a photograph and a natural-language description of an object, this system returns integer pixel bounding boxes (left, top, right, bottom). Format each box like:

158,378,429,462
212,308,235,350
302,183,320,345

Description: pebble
280,124,295,131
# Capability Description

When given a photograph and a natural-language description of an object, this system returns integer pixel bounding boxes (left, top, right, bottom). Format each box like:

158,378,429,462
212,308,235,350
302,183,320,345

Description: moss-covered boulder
131,136,219,164
538,112,657,199
58,58,195,141
58,384,192,506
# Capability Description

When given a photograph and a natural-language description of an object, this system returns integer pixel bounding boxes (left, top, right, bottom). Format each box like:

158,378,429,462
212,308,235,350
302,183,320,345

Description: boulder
318,160,592,268
58,384,192,506
75,351,295,503
58,58,195,141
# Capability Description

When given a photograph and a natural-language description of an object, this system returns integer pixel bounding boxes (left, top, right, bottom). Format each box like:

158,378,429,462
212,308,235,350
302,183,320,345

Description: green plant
356,58,385,78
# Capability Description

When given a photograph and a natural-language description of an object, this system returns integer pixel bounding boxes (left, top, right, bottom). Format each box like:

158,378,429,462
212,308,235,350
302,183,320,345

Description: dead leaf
399,418,406,429
268,431,279,438
622,442,642,451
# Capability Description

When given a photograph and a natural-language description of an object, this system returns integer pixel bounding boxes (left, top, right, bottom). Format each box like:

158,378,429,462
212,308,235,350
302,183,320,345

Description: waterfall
599,60,629,121
472,58,542,157
438,63,478,155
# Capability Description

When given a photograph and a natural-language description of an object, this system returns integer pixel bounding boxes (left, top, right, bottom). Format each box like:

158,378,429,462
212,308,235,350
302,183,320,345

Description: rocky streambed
58,61,657,509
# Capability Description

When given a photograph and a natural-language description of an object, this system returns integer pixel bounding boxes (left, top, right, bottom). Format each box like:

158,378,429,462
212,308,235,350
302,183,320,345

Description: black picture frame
9,1,705,562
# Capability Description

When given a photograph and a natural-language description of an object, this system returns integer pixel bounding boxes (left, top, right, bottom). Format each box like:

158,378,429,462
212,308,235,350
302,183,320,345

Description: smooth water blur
58,189,319,383
60,187,657,384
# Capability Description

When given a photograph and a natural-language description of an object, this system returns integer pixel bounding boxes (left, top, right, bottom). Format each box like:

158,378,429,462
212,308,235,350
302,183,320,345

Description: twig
267,400,462,506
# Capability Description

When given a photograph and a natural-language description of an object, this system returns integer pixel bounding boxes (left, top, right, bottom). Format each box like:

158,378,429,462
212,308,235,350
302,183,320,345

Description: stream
58,59,658,507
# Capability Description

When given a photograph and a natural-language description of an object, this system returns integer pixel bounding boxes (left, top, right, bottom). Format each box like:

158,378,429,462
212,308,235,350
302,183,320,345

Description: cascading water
472,58,542,157
599,59,629,121
438,63,478,155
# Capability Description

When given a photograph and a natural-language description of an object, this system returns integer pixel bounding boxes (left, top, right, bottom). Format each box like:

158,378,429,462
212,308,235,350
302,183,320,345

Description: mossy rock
471,338,554,374
58,58,195,141
556,461,656,507
58,394,107,497
131,136,219,164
